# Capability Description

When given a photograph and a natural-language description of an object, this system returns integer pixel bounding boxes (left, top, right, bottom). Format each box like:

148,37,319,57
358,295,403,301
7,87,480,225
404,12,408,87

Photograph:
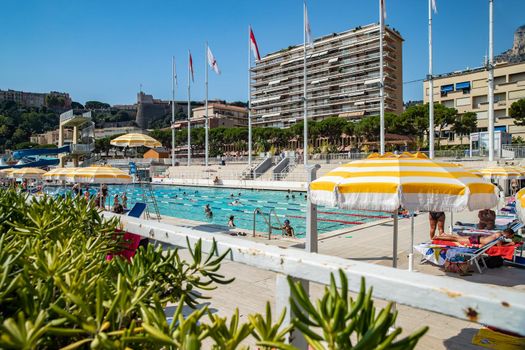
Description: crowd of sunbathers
428,209,516,247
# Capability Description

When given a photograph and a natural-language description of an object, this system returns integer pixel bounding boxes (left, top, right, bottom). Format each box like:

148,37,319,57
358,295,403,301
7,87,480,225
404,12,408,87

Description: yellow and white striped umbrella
43,167,78,181
0,168,14,178
478,166,525,180
10,167,47,179
515,188,525,223
110,133,162,148
310,152,498,212
65,166,132,184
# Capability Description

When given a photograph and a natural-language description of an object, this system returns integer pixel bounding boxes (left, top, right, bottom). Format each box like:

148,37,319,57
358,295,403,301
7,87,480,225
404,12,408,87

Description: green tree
401,104,428,148
71,101,84,109
510,98,525,126
452,112,477,145
148,129,172,148
94,136,113,156
433,103,457,149
85,100,110,109
317,117,348,144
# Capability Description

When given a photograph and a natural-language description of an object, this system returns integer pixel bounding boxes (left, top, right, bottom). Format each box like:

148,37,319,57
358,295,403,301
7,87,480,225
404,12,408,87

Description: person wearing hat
282,219,295,237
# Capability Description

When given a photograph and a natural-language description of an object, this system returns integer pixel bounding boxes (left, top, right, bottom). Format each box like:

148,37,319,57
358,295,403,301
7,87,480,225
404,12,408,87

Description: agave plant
0,189,428,349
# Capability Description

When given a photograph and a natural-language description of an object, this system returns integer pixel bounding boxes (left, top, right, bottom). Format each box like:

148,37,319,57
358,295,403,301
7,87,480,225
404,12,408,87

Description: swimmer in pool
230,199,241,206
292,194,296,199
238,192,241,196
228,215,236,228
286,195,290,199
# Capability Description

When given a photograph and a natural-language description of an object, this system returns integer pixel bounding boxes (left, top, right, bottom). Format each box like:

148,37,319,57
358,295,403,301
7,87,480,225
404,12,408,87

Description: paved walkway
159,208,525,349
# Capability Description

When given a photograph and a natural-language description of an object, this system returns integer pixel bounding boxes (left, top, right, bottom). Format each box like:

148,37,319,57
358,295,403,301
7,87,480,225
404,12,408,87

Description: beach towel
106,230,142,261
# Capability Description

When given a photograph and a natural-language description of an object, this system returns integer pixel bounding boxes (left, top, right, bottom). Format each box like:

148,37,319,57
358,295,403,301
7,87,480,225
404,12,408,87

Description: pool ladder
252,207,283,240
139,181,161,222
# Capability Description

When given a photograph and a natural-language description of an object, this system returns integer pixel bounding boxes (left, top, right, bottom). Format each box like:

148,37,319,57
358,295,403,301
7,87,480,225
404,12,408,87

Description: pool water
46,185,391,238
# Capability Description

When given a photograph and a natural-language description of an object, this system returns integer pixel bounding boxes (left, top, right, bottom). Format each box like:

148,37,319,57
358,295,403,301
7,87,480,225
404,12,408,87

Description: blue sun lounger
127,202,147,218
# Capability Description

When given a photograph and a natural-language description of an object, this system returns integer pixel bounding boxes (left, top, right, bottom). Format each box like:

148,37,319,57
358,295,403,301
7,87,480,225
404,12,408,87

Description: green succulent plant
0,189,428,349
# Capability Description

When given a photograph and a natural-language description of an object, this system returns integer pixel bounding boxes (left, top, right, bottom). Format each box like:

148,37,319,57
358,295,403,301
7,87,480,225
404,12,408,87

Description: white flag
431,0,437,13
304,2,313,47
207,46,220,75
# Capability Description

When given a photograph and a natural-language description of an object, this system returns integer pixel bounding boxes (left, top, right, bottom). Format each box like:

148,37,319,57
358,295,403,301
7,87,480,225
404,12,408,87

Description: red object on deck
106,231,142,261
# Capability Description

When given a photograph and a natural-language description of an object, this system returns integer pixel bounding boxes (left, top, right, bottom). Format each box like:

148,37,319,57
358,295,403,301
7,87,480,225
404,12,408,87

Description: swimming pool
46,185,391,238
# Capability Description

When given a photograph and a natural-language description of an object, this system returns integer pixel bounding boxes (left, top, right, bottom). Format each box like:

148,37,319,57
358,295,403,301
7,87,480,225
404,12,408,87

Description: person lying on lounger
436,228,515,246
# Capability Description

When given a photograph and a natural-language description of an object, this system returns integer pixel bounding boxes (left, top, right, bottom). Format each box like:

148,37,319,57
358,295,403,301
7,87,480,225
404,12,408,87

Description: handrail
109,213,525,338
252,207,274,240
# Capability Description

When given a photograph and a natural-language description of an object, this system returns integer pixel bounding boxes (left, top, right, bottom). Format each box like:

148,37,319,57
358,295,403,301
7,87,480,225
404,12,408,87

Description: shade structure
43,167,78,181
478,166,525,180
310,152,499,272
0,168,14,178
66,166,132,184
310,152,499,213
110,133,162,148
516,188,525,223
10,167,47,179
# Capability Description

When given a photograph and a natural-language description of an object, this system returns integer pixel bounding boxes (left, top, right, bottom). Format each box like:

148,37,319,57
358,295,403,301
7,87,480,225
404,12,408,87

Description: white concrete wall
152,177,306,191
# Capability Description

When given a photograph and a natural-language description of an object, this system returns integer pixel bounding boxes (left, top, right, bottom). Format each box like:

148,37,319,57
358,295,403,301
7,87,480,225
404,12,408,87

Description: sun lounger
127,202,147,218
448,237,504,273
415,238,518,273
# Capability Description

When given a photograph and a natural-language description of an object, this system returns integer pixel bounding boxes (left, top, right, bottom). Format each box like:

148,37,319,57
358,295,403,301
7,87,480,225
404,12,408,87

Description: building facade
423,61,525,144
250,23,403,128
0,89,72,109
186,103,248,129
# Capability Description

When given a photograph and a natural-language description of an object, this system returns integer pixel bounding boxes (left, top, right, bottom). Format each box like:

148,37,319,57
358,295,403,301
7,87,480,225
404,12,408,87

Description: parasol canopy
110,133,162,148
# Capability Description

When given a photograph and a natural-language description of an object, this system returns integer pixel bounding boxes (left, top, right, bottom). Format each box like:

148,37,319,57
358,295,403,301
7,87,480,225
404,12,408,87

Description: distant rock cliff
496,24,525,63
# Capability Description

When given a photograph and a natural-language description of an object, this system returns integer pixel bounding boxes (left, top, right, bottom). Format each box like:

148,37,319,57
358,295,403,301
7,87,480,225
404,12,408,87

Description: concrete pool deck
129,207,525,349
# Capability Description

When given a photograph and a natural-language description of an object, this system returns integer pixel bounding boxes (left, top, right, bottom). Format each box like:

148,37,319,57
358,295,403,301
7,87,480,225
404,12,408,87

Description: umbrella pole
449,210,454,233
408,211,414,272
393,211,398,268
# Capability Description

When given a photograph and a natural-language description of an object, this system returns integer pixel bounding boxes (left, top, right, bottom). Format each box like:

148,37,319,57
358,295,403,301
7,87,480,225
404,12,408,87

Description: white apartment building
251,23,403,128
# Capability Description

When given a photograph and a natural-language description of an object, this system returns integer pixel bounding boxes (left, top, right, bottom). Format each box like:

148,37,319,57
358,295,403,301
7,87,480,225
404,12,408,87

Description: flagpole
248,26,253,167
187,50,191,166
379,0,385,155
303,2,308,166
171,56,176,167
205,42,209,167
428,0,434,159
488,0,495,161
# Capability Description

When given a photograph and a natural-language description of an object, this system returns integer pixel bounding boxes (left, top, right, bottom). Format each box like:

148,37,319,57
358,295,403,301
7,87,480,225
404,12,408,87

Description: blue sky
0,0,523,105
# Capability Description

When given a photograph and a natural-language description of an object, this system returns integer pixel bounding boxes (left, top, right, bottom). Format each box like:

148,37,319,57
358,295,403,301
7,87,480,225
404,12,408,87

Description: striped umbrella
66,166,132,184
478,166,525,180
515,188,525,223
10,167,47,179
311,152,498,212
310,152,499,271
43,167,78,181
110,133,162,148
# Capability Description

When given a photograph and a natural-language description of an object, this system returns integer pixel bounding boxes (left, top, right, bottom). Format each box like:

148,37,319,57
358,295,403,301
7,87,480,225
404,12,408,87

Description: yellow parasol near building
65,166,132,184
10,167,47,179
110,133,162,148
478,166,525,180
310,152,499,270
43,167,78,181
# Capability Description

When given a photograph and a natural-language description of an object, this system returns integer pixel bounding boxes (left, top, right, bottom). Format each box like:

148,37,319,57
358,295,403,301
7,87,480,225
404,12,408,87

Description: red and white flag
249,26,261,61
304,2,313,47
189,51,194,82
431,0,437,13
207,46,220,75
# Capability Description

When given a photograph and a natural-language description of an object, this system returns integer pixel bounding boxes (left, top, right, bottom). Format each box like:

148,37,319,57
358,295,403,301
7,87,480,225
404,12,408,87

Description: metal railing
109,213,525,345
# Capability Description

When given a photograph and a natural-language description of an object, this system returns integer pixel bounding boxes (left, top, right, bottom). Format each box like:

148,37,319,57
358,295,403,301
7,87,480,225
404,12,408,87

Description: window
440,84,454,97
456,81,471,94
509,89,525,100
456,97,470,107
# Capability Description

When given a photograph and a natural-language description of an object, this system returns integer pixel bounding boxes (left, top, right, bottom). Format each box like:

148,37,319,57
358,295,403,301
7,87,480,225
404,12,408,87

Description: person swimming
230,199,241,206
286,195,290,199
228,215,236,228
292,194,296,199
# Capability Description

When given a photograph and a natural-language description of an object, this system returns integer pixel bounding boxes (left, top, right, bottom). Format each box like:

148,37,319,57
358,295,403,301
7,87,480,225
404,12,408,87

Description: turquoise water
45,185,390,238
